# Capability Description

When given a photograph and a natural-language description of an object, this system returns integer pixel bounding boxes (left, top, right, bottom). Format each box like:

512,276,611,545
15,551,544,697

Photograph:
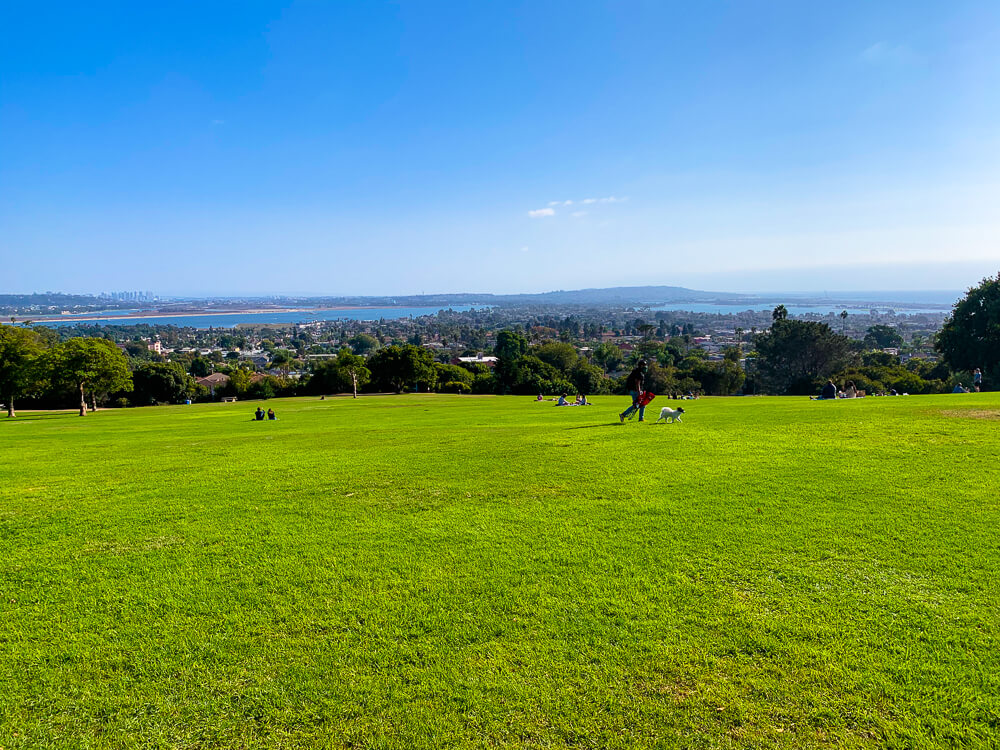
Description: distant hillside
491,285,743,305
302,285,743,308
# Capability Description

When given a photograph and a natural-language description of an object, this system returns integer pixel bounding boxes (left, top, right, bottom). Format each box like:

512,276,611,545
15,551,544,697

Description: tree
509,355,573,395
0,326,46,417
864,325,903,350
754,319,856,395
433,363,474,389
189,356,212,377
840,309,848,334
48,338,132,415
571,361,607,395
772,305,788,322
368,344,437,393
310,349,371,397
686,359,746,396
228,366,253,395
592,342,623,373
269,349,294,375
936,273,1000,385
494,329,529,393
533,342,578,373
132,362,196,405
348,333,379,355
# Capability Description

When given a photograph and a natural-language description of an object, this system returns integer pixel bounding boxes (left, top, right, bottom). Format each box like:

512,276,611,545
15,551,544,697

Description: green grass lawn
2,393,999,749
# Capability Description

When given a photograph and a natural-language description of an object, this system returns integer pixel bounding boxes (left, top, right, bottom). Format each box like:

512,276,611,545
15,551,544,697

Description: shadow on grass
0,411,81,423
565,423,625,430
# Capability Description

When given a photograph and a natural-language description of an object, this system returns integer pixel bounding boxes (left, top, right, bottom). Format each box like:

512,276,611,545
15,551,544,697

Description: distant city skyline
2,2,998,296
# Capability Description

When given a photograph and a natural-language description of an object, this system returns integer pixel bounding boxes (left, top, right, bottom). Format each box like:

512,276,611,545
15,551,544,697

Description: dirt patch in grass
939,409,1000,420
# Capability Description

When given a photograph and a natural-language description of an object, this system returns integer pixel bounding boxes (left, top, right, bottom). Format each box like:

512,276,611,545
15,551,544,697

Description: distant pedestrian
619,360,649,422
973,368,982,392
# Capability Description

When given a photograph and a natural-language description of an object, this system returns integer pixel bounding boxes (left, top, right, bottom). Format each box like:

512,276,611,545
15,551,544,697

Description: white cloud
571,211,587,218
532,196,625,215
520,246,530,252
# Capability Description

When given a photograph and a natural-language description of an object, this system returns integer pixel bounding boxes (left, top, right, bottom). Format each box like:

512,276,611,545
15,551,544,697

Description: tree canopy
754,319,855,395
936,273,1000,384
0,326,45,417
368,344,436,393
48,337,133,415
864,324,903,350
132,362,196,405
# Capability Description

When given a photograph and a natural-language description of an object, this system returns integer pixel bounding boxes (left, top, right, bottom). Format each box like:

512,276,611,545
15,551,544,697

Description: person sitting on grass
820,380,837,399
575,393,590,406
557,393,571,406
267,408,277,420
254,406,265,421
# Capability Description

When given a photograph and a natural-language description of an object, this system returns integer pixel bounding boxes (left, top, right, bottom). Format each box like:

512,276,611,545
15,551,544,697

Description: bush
442,380,471,394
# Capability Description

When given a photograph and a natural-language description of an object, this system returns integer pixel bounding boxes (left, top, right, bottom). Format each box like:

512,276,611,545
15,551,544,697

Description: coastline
19,306,372,324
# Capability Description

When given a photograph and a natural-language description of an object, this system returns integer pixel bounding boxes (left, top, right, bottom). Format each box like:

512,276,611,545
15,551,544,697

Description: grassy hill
2,394,998,748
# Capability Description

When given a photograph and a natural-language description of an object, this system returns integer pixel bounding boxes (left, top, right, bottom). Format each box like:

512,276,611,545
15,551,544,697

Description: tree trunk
6,393,14,418
79,383,87,416
90,392,99,412
352,371,358,399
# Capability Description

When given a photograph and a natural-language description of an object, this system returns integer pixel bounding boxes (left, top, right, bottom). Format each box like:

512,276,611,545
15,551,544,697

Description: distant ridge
487,285,743,305
308,285,744,307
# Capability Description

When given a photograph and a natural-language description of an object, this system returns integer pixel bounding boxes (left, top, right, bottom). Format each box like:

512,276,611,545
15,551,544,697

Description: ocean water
39,306,479,328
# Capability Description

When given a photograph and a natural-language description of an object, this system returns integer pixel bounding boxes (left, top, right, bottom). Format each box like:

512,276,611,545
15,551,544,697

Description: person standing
619,360,649,422
973,368,983,392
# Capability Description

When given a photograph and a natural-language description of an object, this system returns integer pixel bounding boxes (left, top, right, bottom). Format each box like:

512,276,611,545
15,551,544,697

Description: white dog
656,406,685,423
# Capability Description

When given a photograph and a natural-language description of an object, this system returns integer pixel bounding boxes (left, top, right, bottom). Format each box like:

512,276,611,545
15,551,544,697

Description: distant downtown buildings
101,290,156,302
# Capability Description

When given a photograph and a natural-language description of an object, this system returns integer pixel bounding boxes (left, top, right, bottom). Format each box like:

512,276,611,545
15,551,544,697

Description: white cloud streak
528,208,555,218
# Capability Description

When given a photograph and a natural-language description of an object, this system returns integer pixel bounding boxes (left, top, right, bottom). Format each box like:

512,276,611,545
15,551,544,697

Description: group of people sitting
814,380,862,400
538,393,591,406
253,406,277,421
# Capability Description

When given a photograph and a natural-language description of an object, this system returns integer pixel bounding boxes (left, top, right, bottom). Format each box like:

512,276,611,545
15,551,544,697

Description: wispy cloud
860,41,918,65
581,196,627,204
211,119,226,126
529,196,626,217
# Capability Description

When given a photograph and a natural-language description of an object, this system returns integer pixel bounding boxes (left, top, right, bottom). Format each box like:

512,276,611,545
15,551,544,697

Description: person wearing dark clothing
267,408,276,420
820,380,837,400
620,360,649,422
254,407,265,421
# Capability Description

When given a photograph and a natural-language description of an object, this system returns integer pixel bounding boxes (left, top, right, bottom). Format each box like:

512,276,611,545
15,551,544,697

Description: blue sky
2,1,998,296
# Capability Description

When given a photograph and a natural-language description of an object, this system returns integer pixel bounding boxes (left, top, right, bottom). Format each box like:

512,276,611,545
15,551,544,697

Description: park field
1,393,998,749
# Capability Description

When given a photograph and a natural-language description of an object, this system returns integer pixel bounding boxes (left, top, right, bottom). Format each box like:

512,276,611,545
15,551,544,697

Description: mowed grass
1,393,999,749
